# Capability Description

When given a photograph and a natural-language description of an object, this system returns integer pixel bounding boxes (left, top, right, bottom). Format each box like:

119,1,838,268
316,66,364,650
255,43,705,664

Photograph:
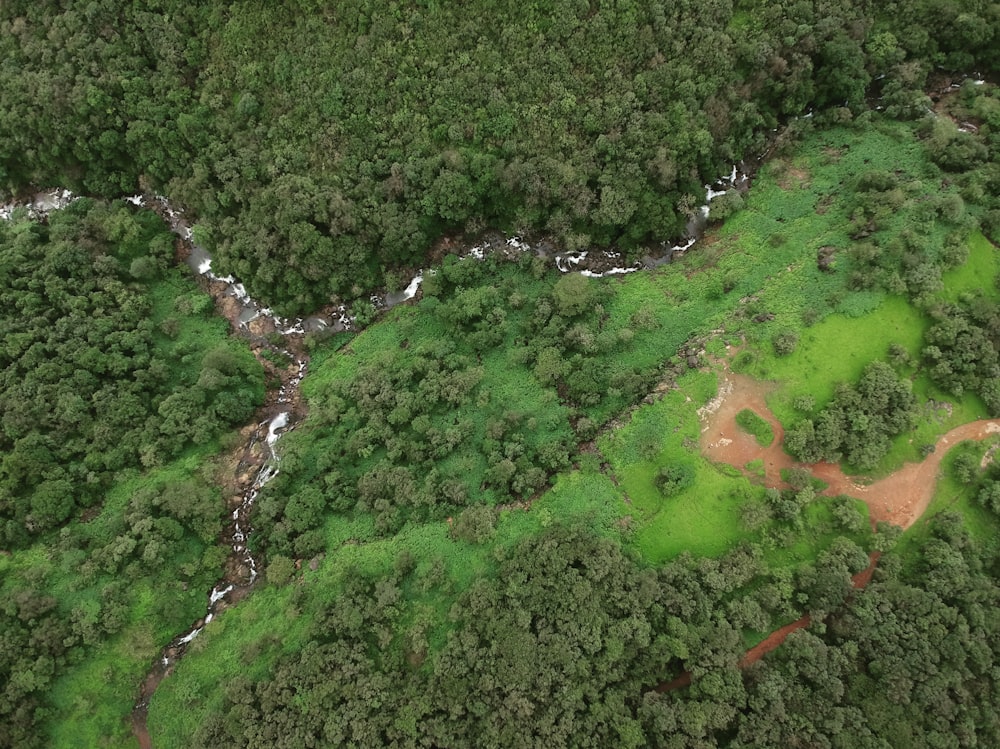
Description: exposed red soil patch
651,364,1000,694
736,614,811,670
699,370,1000,531
654,671,692,693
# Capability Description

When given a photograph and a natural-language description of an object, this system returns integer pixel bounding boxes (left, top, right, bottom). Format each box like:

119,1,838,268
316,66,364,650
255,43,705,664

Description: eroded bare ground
699,365,1000,530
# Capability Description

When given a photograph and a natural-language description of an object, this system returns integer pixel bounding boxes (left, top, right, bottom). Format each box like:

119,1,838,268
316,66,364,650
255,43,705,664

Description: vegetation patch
0,202,265,747
735,408,775,446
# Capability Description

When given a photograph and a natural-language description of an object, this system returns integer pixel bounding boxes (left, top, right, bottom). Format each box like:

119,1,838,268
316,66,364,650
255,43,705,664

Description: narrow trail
656,365,999,694
699,370,1000,530
654,552,881,694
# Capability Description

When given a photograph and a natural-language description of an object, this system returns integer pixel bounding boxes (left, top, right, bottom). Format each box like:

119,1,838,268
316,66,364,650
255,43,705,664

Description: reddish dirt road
655,552,880,693
699,371,1000,530
653,369,999,694
735,551,880,668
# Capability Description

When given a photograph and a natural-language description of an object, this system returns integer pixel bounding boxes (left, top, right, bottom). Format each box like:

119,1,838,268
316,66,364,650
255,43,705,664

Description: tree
655,463,696,497
552,273,594,317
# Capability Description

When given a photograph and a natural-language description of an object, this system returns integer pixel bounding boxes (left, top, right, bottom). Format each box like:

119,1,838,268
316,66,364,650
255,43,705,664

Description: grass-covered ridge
146,120,982,743
248,116,995,580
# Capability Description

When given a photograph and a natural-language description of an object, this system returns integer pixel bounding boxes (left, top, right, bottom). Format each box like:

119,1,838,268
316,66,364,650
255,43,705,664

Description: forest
1,0,998,313
1,0,1000,748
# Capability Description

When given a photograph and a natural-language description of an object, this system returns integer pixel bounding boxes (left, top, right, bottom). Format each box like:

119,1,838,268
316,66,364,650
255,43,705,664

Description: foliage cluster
1,2,997,312
922,295,1000,415
184,525,877,748
847,80,1000,296
1,6,999,743
729,512,1000,747
254,254,664,555
0,586,74,748
171,513,1000,749
784,361,917,469
0,200,263,546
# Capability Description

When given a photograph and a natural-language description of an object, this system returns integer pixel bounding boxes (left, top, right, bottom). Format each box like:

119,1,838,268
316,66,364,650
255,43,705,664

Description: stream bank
119,196,313,748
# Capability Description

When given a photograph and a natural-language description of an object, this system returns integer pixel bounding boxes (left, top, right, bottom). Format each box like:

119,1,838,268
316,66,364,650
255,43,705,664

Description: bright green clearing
938,231,999,303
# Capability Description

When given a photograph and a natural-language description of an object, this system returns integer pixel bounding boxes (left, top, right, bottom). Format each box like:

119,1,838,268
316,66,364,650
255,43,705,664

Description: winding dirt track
655,370,999,693
654,552,880,693
699,371,1000,530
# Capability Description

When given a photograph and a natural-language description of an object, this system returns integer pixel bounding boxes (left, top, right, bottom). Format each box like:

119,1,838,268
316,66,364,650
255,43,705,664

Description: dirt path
736,551,880,667
656,552,881,693
699,371,1000,530
651,368,999,694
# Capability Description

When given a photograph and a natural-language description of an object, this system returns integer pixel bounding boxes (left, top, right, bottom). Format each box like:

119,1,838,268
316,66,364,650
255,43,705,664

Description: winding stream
0,190,305,746
121,197,314,748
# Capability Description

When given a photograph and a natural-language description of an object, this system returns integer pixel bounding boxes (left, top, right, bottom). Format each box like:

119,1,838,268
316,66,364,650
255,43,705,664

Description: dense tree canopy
192,514,1000,748
0,200,264,546
2,3,1000,748
255,252,666,555
0,199,267,748
784,361,917,469
923,296,1000,415
1,0,997,312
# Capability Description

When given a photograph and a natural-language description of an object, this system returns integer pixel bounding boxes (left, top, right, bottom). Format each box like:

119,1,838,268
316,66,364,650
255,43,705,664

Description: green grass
147,269,260,395
733,228,995,475
938,231,999,303
736,408,775,446
598,369,756,562
148,581,308,747
895,437,1000,562
151,464,631,748
2,256,266,747
631,459,756,562
47,599,167,749
22,444,231,747
761,497,872,569
597,369,872,565
743,294,927,423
